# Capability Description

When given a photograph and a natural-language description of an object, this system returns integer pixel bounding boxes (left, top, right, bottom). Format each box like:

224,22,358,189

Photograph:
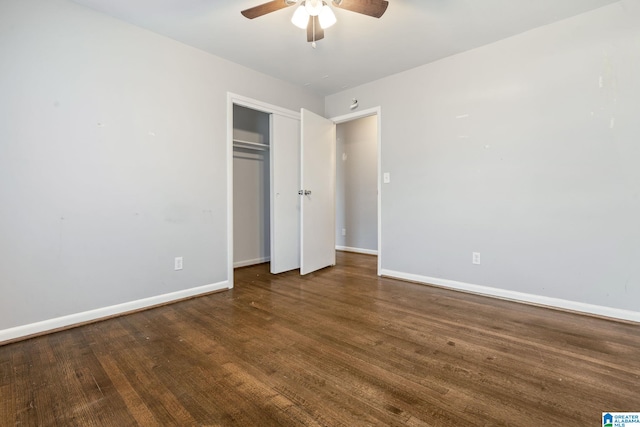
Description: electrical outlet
342,228,346,236
174,257,183,271
472,252,481,265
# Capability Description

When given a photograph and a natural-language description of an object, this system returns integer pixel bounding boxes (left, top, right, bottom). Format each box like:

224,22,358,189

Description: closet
233,105,270,267
229,96,305,275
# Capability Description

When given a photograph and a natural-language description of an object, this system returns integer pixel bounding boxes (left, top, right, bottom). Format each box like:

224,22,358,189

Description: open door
270,113,301,274
300,109,336,275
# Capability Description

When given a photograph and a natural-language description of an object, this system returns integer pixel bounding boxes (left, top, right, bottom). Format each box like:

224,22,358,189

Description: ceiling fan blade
306,16,325,42
332,0,388,18
241,1,294,19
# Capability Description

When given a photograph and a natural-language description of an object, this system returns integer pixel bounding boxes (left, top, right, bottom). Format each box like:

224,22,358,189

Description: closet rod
233,139,269,151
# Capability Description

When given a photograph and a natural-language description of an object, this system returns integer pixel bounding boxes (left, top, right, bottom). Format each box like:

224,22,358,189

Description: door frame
330,107,382,276
226,92,300,287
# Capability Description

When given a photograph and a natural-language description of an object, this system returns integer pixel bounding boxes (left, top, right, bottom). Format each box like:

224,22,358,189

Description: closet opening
232,104,271,268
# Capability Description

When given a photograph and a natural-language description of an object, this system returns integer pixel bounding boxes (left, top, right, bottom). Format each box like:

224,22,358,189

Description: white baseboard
234,257,270,268
380,269,640,323
336,246,378,256
0,280,230,344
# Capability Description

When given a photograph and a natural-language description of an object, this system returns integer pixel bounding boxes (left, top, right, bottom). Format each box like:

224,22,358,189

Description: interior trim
234,257,271,268
381,269,640,323
0,280,230,344
336,246,378,256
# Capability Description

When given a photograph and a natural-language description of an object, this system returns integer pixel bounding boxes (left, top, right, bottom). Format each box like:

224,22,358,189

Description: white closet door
270,114,301,274
300,109,336,275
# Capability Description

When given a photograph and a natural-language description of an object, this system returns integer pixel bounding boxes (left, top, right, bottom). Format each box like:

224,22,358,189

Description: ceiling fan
241,0,389,46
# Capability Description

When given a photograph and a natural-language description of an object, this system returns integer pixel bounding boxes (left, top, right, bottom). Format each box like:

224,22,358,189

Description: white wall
0,0,322,337
326,2,640,320
335,116,378,252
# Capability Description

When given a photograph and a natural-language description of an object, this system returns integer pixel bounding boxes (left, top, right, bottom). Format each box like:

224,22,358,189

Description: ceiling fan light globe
291,5,310,29
319,4,336,29
305,0,323,16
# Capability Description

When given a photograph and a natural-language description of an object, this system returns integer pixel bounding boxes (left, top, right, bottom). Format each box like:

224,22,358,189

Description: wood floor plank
0,353,13,424
1,252,639,426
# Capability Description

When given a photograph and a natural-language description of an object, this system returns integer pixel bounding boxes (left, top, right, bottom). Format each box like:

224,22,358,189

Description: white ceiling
71,0,620,95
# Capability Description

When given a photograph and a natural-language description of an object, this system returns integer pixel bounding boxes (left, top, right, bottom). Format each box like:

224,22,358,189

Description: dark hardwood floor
1,252,639,426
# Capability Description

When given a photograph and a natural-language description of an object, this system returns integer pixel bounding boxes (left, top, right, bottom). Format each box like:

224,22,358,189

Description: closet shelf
233,139,269,151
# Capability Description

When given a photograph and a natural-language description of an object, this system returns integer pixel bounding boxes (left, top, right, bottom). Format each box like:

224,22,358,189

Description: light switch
383,172,391,184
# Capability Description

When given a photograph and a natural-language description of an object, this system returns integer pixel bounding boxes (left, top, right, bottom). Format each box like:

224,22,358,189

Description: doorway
335,115,379,256
331,108,382,275
226,93,302,286
232,104,270,269
227,93,382,285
